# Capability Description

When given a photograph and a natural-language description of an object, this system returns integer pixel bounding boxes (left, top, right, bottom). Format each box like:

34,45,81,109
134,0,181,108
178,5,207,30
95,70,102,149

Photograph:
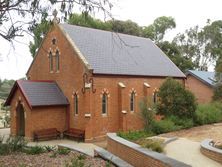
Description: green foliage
151,119,180,134
167,115,194,129
0,79,15,100
0,136,27,155
175,20,222,70
57,147,70,155
158,41,195,72
143,16,176,42
136,138,164,153
6,136,27,152
68,13,112,31
0,135,4,143
194,102,222,125
110,19,142,36
157,78,197,119
117,130,153,141
29,14,51,57
105,161,112,167
213,83,222,101
0,105,10,128
23,145,46,155
139,98,155,132
44,145,56,152
0,143,10,155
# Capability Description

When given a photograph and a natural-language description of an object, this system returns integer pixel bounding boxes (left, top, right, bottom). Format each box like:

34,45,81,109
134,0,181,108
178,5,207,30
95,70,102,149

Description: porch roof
5,80,69,108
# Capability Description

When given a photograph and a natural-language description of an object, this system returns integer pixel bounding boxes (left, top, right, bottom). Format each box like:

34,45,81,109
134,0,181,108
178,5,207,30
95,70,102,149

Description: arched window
102,93,108,114
153,90,158,104
49,51,53,71
74,94,78,115
130,91,135,112
55,50,59,71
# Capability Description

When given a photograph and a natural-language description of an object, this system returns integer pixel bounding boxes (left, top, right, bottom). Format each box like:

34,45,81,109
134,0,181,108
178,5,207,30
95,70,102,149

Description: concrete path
0,128,98,157
0,128,10,141
165,138,221,167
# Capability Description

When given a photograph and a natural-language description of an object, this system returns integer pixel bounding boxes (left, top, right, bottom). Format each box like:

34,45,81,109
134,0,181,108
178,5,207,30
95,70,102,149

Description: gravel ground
0,151,114,167
159,123,222,142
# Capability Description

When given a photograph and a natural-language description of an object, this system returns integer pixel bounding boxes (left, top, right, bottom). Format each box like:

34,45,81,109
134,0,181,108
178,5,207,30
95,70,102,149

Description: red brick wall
27,24,90,133
107,133,190,167
9,88,66,140
186,75,213,104
87,75,184,141
10,89,31,139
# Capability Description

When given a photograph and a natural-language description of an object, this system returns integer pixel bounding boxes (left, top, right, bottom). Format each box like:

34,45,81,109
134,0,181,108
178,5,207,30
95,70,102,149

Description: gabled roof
59,24,185,78
5,80,69,108
186,70,215,87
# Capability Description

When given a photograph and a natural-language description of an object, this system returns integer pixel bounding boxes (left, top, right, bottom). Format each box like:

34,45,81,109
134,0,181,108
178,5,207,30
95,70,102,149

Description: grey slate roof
60,24,185,78
186,70,215,87
5,80,69,107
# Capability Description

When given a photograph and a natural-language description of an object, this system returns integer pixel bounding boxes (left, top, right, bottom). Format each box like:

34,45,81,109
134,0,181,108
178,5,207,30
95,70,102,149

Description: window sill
102,113,108,117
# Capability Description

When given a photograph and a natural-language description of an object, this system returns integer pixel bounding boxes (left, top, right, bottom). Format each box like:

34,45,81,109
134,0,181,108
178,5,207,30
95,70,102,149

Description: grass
117,130,154,141
23,145,46,155
136,138,164,153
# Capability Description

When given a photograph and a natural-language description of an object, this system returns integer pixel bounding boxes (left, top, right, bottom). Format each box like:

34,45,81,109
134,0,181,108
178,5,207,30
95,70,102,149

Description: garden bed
0,151,113,167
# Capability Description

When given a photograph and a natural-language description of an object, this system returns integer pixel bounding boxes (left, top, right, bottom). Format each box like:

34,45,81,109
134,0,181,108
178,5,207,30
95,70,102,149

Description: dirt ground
0,151,114,167
159,123,222,142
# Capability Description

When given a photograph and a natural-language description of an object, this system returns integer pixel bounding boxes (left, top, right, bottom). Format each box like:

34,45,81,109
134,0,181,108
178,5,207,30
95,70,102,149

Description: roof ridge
18,80,55,83
61,23,153,41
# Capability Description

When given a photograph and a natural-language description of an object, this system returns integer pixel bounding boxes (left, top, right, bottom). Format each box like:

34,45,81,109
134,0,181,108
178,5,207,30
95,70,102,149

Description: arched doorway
16,103,25,136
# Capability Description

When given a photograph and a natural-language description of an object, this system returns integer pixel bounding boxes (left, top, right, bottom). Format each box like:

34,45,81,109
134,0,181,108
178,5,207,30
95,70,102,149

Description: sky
0,0,222,80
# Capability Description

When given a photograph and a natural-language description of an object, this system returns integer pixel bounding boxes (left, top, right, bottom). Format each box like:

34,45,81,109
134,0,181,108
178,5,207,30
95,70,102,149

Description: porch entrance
16,103,25,136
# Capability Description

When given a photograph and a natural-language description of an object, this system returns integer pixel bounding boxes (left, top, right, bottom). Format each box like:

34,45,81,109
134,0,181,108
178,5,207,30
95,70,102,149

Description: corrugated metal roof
60,24,185,78
186,70,215,87
5,80,69,107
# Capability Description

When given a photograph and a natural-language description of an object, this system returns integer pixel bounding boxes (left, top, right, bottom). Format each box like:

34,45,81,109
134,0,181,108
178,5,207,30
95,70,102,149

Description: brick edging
200,139,222,164
107,133,191,167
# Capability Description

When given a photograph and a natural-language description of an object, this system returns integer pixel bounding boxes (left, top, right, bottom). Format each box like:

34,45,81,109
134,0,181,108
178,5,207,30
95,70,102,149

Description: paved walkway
0,128,98,156
165,138,221,167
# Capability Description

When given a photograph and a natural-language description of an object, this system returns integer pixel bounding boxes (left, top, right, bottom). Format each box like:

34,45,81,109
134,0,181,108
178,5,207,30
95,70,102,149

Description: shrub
117,130,153,141
0,143,10,155
23,145,46,155
157,78,197,119
0,135,4,144
151,119,180,134
139,98,155,132
213,83,222,101
57,148,70,155
6,136,27,152
194,102,222,125
44,146,56,152
136,138,164,153
168,115,194,129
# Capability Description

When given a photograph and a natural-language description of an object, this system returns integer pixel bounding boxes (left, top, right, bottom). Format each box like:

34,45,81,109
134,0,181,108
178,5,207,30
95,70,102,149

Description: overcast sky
0,0,222,80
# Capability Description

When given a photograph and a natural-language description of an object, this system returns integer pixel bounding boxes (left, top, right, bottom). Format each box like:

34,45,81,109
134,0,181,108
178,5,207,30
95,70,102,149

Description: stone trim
200,139,222,164
107,133,191,167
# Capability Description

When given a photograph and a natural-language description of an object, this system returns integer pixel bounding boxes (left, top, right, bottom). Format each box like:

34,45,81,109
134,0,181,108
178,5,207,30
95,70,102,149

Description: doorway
16,103,25,136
